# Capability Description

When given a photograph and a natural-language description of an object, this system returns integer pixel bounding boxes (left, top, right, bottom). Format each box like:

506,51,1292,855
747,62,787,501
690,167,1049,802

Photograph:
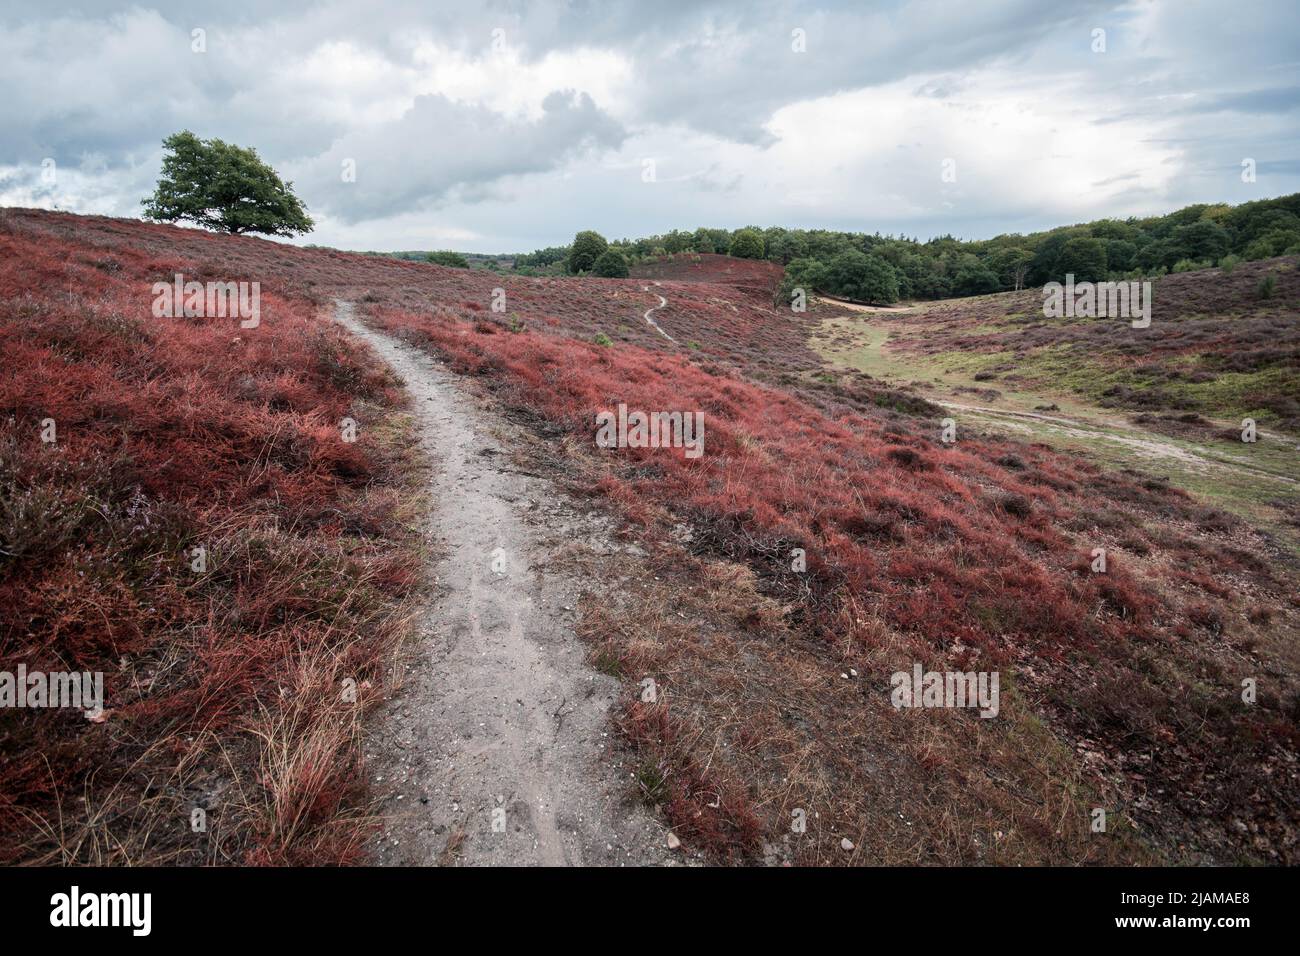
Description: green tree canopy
1104,238,1137,272
142,131,313,236
567,230,608,273
426,250,469,268
987,247,1034,290
592,249,630,278
774,257,829,307
1057,237,1109,283
1245,228,1300,259
1230,206,1300,243
951,256,1002,296
766,230,809,264
1172,220,1230,263
728,228,765,259
516,192,1300,298
823,250,900,303
662,230,690,254
1138,237,1181,271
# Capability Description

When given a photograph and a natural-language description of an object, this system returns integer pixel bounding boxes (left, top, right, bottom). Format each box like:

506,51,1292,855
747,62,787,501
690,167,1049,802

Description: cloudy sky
2,0,1298,252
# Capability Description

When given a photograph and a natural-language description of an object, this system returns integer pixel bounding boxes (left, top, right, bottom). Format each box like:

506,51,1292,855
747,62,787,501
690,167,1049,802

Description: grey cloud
1181,87,1300,115
1,0,1298,249
1091,172,1141,187
1252,159,1300,176
614,0,1118,143
302,90,625,223
0,0,1122,160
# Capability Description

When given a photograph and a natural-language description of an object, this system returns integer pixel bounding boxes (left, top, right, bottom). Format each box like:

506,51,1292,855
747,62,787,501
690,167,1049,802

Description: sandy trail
641,282,675,342
817,296,915,314
333,300,675,867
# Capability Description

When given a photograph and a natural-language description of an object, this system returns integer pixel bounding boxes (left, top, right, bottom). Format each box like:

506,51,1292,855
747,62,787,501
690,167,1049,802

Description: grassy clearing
812,313,1300,544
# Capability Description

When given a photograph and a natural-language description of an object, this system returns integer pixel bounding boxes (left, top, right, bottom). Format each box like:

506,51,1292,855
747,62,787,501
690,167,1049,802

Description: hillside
630,252,783,292
813,258,1300,542
2,208,1297,866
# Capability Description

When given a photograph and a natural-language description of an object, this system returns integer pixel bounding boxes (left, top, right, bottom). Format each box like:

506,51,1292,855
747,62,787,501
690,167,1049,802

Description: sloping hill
813,261,1300,541
2,208,1297,865
0,210,420,864
631,251,783,294
839,259,1300,429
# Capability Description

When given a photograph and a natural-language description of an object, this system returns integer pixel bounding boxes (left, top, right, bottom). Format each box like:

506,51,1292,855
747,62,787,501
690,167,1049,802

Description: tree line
514,193,1300,304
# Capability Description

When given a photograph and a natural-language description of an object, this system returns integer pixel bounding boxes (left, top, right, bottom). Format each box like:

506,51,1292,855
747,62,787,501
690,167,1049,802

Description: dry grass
0,211,426,865
573,539,1157,865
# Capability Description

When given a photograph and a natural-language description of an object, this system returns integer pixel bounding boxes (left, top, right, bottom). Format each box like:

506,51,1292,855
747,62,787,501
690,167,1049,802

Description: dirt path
333,300,678,867
817,295,914,314
940,400,1298,484
641,283,675,342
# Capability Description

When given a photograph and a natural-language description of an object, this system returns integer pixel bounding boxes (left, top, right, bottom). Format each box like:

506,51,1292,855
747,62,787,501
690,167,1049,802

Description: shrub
426,250,469,268
1244,238,1274,261
1258,274,1277,299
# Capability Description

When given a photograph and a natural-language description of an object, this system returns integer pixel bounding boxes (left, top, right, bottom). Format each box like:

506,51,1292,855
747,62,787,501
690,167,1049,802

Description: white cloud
409,41,635,120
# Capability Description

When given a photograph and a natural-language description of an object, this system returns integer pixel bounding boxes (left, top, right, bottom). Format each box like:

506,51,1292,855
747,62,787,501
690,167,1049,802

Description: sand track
333,300,675,867
641,282,675,341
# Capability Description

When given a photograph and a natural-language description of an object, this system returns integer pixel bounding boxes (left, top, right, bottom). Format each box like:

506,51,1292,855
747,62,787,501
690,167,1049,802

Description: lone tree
142,131,314,236
567,230,608,273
